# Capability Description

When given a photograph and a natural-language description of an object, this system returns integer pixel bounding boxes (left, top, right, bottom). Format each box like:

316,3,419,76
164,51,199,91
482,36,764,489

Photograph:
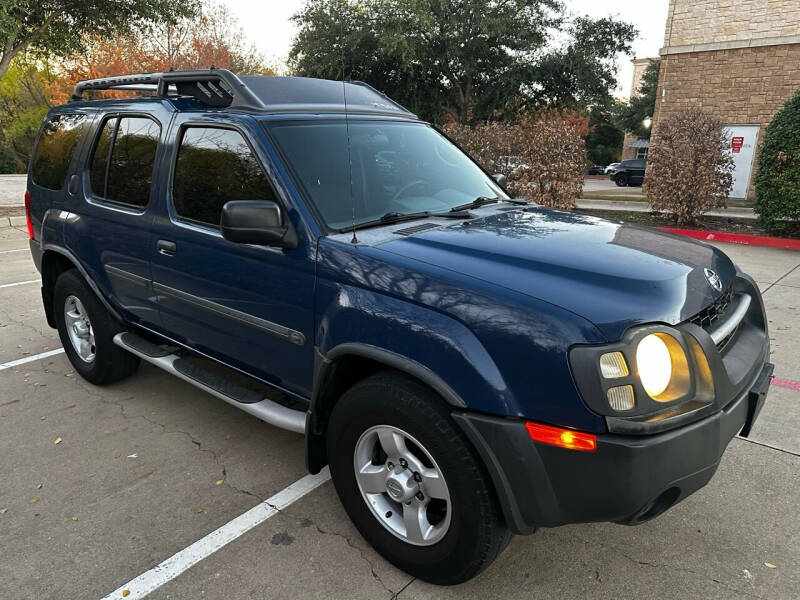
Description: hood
377,208,736,340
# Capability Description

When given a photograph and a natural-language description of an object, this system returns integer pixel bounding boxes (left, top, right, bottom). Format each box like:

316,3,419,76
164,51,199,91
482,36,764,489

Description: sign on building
723,125,759,198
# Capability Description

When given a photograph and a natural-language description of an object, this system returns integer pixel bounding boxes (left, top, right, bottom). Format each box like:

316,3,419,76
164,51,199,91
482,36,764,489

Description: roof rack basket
70,68,266,110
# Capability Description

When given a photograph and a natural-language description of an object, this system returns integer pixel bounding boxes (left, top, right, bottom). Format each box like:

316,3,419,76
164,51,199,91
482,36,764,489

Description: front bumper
454,361,773,535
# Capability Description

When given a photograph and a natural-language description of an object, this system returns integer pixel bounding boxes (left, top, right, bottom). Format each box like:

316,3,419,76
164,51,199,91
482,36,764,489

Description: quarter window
172,127,277,226
32,114,87,190
89,116,160,207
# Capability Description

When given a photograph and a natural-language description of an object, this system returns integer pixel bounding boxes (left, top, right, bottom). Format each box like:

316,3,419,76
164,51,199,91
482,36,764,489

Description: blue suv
25,69,773,584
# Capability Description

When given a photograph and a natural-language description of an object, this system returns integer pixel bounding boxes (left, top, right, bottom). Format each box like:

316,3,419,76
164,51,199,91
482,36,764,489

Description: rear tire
615,173,629,187
327,371,510,585
54,269,139,385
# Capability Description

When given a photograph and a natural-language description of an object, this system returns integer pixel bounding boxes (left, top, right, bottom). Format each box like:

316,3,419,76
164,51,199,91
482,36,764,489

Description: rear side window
32,114,87,190
172,127,277,226
89,116,160,207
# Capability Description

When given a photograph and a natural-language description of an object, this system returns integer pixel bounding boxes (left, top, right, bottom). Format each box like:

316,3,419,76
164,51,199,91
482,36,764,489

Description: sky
224,0,670,97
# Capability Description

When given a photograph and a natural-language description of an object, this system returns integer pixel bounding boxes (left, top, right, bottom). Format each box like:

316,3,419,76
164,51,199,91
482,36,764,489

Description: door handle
157,239,177,255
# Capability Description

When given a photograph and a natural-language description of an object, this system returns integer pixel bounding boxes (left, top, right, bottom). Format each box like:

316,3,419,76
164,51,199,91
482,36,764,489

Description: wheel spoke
420,468,448,500
377,428,407,459
356,463,388,494
403,502,428,544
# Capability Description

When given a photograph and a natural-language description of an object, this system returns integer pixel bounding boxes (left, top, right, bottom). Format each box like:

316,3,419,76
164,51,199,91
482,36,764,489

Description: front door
149,116,315,399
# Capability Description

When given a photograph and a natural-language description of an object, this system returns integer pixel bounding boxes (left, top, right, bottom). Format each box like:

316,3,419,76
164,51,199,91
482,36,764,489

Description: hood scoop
394,222,441,236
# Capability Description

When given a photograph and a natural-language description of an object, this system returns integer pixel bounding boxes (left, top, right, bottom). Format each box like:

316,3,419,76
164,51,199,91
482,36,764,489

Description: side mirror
492,172,508,190
220,200,297,249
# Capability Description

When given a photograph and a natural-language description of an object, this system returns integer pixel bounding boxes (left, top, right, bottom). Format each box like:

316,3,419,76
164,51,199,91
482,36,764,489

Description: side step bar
113,332,307,434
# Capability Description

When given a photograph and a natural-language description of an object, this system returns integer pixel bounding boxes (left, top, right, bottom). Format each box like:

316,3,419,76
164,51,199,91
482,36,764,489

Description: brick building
652,0,800,199
621,58,657,161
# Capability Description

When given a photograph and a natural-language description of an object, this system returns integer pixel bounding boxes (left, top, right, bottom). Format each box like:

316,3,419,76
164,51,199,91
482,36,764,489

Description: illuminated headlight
636,333,688,400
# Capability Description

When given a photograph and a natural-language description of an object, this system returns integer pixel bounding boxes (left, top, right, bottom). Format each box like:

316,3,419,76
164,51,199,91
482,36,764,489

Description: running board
113,332,307,434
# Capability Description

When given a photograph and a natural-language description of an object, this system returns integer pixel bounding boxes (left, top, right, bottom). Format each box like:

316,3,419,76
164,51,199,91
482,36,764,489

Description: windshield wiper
347,211,431,232
449,196,501,212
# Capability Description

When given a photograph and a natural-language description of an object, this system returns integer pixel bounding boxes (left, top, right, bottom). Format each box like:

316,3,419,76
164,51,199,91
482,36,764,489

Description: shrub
444,109,586,210
0,145,22,174
644,109,733,225
754,89,800,233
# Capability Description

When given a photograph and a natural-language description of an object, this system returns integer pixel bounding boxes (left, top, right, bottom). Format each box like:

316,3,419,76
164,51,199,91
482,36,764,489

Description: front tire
327,372,510,585
615,173,629,187
54,269,139,385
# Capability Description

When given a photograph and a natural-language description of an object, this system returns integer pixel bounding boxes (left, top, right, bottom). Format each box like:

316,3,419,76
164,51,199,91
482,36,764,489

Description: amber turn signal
525,422,597,452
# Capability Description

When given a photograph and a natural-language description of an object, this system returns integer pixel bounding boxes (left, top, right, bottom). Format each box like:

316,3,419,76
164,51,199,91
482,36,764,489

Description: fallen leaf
0,508,7,514
40,416,46,421
114,452,121,459
89,473,96,478
764,562,776,569
122,590,130,598
29,497,39,504
54,437,62,445
195,508,204,514
71,516,78,521
126,453,138,459
215,479,224,486
37,483,42,489
65,373,74,378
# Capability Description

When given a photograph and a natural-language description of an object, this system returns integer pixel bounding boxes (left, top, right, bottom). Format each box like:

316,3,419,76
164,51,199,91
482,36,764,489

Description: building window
636,147,649,160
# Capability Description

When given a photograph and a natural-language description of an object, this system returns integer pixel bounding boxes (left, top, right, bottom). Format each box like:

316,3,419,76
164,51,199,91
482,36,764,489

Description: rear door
631,159,647,184
148,115,316,399
64,105,171,328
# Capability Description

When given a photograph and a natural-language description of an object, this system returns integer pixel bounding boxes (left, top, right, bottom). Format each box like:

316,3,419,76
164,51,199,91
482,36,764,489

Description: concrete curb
658,227,800,251
576,199,756,220
1,216,26,229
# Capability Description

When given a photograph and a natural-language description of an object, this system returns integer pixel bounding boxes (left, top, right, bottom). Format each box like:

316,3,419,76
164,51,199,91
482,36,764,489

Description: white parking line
0,248,28,254
0,279,39,289
99,470,331,600
0,348,65,371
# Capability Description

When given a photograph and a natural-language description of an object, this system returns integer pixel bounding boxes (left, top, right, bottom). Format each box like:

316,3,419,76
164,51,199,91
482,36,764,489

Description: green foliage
615,58,660,139
0,58,51,165
290,0,636,124
0,144,21,173
754,89,800,233
0,0,199,78
586,101,624,165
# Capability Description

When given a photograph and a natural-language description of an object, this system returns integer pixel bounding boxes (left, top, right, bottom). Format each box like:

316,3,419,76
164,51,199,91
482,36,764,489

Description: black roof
69,68,416,118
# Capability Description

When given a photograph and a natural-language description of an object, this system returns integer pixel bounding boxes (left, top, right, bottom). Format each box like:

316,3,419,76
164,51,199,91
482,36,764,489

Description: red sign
731,136,744,153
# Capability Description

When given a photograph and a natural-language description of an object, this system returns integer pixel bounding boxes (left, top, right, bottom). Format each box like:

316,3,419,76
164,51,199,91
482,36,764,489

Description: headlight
635,333,690,400
636,334,672,397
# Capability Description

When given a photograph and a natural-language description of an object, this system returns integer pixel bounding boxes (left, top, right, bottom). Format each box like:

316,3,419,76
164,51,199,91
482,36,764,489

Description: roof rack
70,68,266,110
70,69,417,118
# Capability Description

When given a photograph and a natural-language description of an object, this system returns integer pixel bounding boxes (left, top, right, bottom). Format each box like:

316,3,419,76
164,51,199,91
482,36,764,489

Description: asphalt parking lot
1,224,799,599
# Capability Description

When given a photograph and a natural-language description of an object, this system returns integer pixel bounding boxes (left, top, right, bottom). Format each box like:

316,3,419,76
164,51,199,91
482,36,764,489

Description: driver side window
172,127,278,227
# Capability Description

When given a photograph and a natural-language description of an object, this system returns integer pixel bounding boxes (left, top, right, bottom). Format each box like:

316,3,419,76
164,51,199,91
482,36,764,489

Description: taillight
24,190,34,239
525,422,597,452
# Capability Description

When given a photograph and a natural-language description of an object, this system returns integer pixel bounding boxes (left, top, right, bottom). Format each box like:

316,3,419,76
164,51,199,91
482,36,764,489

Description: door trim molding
152,281,306,346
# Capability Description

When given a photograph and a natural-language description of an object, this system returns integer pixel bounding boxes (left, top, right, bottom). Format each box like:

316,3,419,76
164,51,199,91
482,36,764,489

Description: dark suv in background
612,158,647,187
25,69,772,585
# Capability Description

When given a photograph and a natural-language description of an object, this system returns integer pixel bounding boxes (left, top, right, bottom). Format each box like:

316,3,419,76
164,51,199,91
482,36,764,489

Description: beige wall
663,0,800,49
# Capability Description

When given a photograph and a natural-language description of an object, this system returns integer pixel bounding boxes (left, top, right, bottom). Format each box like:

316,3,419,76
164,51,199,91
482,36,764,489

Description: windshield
265,120,507,230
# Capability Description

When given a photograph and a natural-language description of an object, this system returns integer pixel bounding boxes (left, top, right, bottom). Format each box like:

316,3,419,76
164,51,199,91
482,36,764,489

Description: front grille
687,285,734,330
685,285,738,350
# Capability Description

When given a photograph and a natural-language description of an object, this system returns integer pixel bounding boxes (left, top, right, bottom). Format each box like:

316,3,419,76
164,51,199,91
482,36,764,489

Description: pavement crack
587,537,767,599
734,435,800,457
390,577,416,599
263,505,397,597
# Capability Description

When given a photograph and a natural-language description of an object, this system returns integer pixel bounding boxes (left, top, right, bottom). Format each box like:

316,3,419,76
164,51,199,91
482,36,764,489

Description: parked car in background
604,162,620,174
612,159,647,187
586,165,606,175
26,69,772,585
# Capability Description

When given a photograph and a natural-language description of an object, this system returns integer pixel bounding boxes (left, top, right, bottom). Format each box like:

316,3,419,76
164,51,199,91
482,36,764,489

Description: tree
51,2,274,105
290,0,636,124
0,1,199,80
615,57,660,139
754,88,800,233
0,56,52,165
586,100,624,165
644,109,733,225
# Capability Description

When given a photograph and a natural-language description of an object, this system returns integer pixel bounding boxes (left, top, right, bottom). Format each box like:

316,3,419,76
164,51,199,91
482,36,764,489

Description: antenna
340,11,358,244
